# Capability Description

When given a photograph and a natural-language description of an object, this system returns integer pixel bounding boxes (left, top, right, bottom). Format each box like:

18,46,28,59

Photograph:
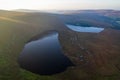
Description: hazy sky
0,0,119,10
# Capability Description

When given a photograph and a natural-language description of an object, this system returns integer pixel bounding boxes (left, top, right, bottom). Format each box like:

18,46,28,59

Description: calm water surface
66,24,104,33
18,32,73,75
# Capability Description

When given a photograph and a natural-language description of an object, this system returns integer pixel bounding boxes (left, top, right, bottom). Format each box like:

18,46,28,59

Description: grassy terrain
0,10,120,80
58,28,120,80
0,10,64,80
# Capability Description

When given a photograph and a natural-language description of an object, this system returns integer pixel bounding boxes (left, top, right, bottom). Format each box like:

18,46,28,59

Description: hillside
54,12,120,29
0,10,68,80
0,10,120,80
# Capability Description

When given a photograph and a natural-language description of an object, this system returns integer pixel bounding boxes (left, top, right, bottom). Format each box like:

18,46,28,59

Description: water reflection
18,32,73,75
66,24,104,33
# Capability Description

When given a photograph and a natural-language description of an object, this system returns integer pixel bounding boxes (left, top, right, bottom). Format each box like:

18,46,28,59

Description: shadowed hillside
53,10,120,29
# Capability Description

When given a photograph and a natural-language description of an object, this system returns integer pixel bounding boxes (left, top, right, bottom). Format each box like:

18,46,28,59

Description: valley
0,10,120,80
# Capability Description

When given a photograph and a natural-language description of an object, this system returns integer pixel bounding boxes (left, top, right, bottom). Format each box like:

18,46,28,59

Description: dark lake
18,32,73,75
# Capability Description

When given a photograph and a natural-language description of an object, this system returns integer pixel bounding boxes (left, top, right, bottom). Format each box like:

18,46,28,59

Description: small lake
66,24,104,33
18,32,73,75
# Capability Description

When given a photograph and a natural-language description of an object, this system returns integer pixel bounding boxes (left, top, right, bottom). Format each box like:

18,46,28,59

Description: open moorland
0,10,120,80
